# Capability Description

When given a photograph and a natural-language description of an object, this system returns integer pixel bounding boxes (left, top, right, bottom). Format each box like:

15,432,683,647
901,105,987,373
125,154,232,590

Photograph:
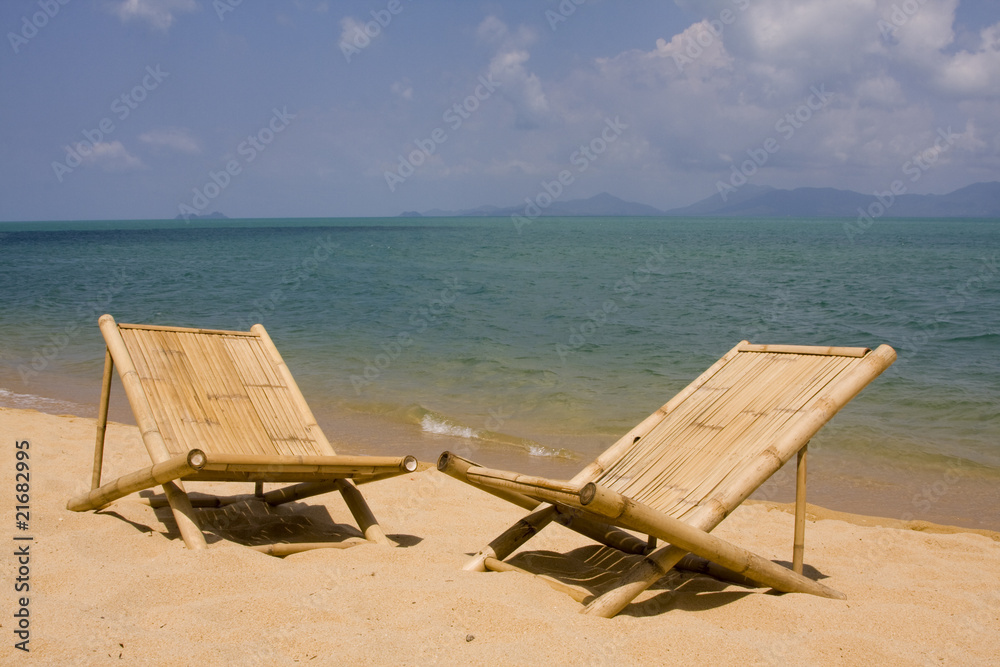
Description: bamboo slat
118,322,253,337
251,324,337,456
738,343,870,357
87,315,414,552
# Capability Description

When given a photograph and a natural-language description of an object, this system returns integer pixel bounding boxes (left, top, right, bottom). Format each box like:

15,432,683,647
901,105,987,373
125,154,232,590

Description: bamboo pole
137,493,244,508
92,347,114,490
249,540,366,556
441,452,652,557
483,557,592,604
260,456,418,506
584,544,689,617
739,343,870,357
67,449,207,512
674,553,759,588
335,479,391,546
579,482,844,600
118,322,253,337
466,466,582,507
438,451,544,511
161,480,207,550
97,315,207,550
464,504,558,572
793,444,807,574
690,344,896,530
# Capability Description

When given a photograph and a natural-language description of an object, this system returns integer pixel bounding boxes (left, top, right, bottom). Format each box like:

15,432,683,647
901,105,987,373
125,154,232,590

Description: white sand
2,407,998,665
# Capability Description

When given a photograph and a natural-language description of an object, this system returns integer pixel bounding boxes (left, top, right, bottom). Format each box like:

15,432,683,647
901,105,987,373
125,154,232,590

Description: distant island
400,181,1000,219
175,211,229,221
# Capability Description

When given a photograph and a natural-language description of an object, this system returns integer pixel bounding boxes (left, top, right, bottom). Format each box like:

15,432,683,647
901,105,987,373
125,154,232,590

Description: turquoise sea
1,217,998,529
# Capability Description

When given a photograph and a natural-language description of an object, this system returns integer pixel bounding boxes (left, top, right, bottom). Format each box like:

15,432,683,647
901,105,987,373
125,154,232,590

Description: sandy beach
2,405,999,665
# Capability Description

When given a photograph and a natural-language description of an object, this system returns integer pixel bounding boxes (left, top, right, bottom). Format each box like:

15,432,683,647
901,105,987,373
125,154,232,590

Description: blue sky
1,0,998,221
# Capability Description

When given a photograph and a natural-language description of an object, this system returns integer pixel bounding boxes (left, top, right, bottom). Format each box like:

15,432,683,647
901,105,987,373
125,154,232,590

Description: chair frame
439,341,896,617
67,315,417,552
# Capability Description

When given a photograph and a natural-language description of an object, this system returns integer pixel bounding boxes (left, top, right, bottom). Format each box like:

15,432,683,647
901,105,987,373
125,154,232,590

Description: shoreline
2,405,999,664
3,378,1000,533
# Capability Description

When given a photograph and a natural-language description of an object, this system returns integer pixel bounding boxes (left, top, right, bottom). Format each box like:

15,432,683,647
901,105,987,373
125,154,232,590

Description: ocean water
1,217,998,528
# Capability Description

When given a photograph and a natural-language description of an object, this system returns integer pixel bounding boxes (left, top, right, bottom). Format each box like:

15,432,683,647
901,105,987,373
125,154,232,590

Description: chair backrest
108,321,336,458
592,342,895,530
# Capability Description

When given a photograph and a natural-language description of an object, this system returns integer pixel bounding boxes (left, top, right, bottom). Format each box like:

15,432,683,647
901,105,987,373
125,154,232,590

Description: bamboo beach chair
439,341,896,618
67,314,418,552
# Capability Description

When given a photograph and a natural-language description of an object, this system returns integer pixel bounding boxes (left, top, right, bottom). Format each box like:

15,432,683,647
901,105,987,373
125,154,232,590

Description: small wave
0,388,83,414
420,413,477,439
940,332,1000,345
417,408,579,460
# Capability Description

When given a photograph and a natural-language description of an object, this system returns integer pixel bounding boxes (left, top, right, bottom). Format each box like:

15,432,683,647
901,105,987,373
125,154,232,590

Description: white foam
0,388,83,414
420,414,477,439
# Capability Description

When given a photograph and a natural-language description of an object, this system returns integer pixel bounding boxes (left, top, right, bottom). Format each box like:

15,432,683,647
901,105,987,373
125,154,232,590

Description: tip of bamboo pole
437,451,453,472
187,449,207,470
579,482,597,505
403,456,418,473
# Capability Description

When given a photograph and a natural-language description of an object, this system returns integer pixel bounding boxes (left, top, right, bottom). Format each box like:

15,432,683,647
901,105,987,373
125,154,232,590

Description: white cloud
930,22,1000,98
108,0,197,31
339,16,378,52
390,81,413,101
139,127,201,154
76,141,144,171
477,17,550,129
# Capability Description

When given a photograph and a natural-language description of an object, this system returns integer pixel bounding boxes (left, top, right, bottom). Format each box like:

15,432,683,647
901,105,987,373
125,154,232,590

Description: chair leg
582,544,689,618
464,504,558,572
335,479,391,545
92,348,114,490
793,444,808,574
162,480,207,550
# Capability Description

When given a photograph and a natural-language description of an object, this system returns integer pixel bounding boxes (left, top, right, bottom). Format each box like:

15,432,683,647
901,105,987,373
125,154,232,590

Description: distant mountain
401,192,664,218
175,211,229,221
664,181,1000,218
401,182,1000,219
